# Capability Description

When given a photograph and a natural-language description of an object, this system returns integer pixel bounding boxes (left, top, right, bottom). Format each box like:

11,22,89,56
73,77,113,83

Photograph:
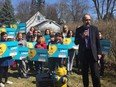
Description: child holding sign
0,32,14,87
35,35,47,74
66,30,75,75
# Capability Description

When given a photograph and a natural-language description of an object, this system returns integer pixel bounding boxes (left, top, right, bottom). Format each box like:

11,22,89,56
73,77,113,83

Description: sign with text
48,44,68,58
0,28,15,38
100,40,111,55
13,47,28,60
0,41,18,58
63,37,75,49
28,48,48,62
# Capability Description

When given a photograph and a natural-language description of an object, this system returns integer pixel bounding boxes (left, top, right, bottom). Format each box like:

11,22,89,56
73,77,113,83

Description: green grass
4,68,116,87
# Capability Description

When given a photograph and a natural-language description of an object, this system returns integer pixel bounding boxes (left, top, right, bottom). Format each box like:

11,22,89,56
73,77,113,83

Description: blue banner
0,41,18,58
13,47,28,60
27,42,36,48
43,35,50,45
100,40,111,55
63,37,75,48
0,28,16,38
48,44,68,58
28,48,48,62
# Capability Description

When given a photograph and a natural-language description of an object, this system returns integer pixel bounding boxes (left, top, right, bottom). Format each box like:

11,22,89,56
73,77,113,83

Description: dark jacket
74,25,101,62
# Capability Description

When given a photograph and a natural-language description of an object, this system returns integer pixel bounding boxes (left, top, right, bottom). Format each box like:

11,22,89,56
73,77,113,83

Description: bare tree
45,4,58,22
66,0,89,22
92,0,116,20
56,0,89,23
16,0,31,22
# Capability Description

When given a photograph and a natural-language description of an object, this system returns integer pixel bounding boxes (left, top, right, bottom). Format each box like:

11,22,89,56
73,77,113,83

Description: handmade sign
28,48,48,62
27,42,36,48
43,35,50,45
63,37,75,48
48,44,68,58
100,40,111,55
13,47,28,60
0,28,15,38
0,41,18,58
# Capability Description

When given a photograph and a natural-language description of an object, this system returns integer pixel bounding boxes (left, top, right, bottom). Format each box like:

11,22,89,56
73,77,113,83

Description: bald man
75,14,101,87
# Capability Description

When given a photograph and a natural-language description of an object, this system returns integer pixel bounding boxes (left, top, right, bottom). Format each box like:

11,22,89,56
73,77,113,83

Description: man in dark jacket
75,14,101,87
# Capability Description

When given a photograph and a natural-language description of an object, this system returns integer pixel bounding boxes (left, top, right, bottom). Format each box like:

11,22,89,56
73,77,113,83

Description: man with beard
75,14,101,87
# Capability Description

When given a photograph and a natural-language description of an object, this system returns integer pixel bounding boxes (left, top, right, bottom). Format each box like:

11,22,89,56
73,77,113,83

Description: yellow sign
48,45,57,55
0,28,6,34
10,24,18,30
0,44,7,56
28,49,36,59
63,38,71,45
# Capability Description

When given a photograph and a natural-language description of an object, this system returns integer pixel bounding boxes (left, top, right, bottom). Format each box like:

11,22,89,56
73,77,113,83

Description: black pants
0,66,9,83
99,55,105,76
81,49,101,87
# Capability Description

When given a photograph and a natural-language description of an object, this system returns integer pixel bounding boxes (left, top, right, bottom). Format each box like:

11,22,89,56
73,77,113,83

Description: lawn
4,67,116,87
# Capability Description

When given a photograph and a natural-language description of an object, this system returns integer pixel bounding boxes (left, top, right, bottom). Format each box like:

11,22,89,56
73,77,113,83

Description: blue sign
0,41,18,58
28,48,48,62
48,44,68,58
27,42,36,48
0,28,16,38
16,23,26,33
63,37,75,48
100,40,111,55
43,35,50,45
13,47,28,60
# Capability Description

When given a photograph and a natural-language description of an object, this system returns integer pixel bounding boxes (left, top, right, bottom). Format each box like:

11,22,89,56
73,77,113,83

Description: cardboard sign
0,28,16,38
100,40,111,55
48,44,68,58
0,41,18,58
63,37,75,48
13,47,28,60
28,48,48,62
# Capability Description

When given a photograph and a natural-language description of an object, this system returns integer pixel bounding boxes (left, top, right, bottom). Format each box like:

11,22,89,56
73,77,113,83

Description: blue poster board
48,44,68,58
16,23,26,33
63,37,75,48
43,35,50,45
28,48,48,62
100,40,111,55
13,47,28,60
0,28,15,38
27,42,36,48
0,41,18,58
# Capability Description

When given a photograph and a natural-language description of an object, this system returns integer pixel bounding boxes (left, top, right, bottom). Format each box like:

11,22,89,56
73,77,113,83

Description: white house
26,11,61,33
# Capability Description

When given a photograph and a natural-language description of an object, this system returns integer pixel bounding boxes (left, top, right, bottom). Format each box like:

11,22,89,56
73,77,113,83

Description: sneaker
24,75,30,78
70,71,73,75
6,80,13,84
17,76,22,79
0,83,5,87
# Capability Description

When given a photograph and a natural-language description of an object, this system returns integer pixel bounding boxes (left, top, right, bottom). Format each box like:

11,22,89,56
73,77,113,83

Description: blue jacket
0,56,14,66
